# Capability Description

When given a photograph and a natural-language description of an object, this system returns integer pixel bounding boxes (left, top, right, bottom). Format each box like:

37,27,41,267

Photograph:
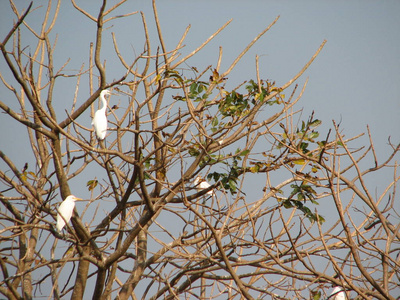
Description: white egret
329,286,346,300
92,89,111,140
194,176,214,196
56,195,83,232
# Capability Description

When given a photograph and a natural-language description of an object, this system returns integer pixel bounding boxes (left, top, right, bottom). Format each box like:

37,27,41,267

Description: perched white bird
194,176,214,196
56,195,83,232
329,286,346,300
92,89,111,140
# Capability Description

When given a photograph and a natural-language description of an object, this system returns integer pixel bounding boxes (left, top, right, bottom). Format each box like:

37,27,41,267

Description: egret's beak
75,198,90,202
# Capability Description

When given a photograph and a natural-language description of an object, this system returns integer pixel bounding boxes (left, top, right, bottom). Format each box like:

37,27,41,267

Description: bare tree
0,1,398,300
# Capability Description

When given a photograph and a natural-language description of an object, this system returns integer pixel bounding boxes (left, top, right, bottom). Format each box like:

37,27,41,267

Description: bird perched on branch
329,286,346,300
92,89,111,140
194,176,214,196
56,195,83,232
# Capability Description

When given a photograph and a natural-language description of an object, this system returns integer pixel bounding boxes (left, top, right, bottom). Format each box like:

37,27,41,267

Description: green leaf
190,82,197,95
197,83,205,93
239,149,250,156
312,291,322,300
87,179,98,191
309,131,319,139
299,142,309,153
144,157,154,169
310,119,322,128
212,117,218,127
188,147,200,157
282,200,293,208
293,159,305,165
250,166,259,173
228,179,237,192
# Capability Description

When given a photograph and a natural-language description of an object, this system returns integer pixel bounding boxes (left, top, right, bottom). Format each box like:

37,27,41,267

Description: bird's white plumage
92,89,111,140
329,286,346,300
56,195,82,232
194,176,214,196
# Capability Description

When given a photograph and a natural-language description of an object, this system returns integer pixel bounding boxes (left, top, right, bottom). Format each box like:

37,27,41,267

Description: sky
1,1,399,164
0,1,399,298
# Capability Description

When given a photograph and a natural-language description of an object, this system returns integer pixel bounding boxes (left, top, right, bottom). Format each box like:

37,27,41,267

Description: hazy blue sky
0,1,399,298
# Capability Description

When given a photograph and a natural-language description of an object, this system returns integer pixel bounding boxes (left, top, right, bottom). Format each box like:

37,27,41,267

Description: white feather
194,176,214,196
329,286,346,300
56,195,81,232
92,89,111,140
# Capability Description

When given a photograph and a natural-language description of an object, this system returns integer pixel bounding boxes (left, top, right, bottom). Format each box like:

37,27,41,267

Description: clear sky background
0,1,399,297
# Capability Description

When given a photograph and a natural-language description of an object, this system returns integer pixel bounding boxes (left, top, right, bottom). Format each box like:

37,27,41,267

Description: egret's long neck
100,93,107,111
